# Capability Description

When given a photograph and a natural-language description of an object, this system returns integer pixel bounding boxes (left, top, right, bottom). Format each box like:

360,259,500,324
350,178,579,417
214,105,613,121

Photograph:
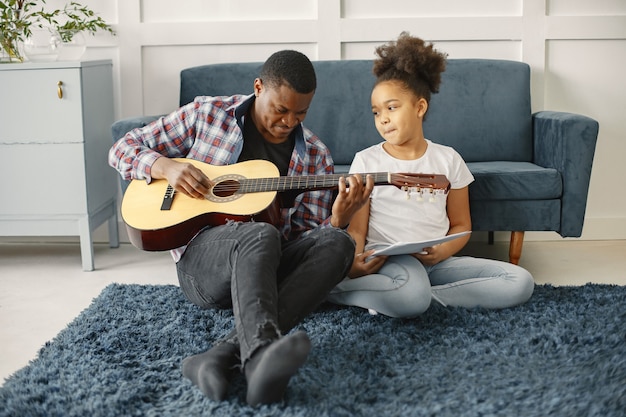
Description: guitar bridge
160,185,175,211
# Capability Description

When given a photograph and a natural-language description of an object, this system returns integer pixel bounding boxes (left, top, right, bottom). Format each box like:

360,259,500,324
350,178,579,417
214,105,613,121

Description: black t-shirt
237,115,295,176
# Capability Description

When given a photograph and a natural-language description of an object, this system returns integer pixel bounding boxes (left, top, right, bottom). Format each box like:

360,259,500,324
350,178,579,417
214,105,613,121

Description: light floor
1,239,625,386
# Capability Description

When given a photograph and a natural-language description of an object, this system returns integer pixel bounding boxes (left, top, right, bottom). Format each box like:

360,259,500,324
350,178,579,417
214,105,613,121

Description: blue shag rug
1,283,625,417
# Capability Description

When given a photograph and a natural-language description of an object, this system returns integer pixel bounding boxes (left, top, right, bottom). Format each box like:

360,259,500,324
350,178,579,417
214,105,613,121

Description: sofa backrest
180,59,532,165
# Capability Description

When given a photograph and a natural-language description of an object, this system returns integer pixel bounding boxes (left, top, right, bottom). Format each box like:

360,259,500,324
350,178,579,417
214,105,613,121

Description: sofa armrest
533,111,599,237
111,115,163,142
110,115,163,194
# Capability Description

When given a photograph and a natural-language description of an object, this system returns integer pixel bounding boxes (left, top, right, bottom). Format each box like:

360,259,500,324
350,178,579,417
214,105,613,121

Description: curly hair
260,50,317,94
373,32,447,103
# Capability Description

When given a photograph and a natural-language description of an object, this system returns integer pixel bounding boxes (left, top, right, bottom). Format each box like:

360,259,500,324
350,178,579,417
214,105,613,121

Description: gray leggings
327,254,535,318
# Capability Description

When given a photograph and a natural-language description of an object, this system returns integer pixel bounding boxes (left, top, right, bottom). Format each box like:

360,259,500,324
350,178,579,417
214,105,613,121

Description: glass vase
58,31,87,61
0,34,24,63
23,27,62,63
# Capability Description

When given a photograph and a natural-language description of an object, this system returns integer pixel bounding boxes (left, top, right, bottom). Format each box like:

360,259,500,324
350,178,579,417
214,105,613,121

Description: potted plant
1,0,114,63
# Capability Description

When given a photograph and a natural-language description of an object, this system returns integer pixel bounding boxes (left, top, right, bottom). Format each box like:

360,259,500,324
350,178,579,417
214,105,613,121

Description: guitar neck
239,172,391,194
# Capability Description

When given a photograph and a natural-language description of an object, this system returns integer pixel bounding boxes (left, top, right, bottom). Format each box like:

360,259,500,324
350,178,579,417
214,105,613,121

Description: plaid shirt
109,94,336,261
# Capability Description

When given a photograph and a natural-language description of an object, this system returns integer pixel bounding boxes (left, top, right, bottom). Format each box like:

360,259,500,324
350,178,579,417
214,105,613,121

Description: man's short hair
260,50,316,94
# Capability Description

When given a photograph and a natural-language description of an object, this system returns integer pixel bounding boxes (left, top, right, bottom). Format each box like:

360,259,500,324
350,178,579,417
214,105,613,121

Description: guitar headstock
389,173,451,202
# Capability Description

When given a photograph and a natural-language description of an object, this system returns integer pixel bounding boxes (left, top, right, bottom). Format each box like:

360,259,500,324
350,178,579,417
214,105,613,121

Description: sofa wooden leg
509,231,524,265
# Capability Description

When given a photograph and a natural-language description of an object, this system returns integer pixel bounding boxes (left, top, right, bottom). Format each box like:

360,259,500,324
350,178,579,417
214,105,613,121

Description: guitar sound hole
213,180,240,197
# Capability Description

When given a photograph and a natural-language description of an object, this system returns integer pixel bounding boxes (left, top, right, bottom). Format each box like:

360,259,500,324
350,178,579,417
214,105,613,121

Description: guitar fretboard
237,172,391,194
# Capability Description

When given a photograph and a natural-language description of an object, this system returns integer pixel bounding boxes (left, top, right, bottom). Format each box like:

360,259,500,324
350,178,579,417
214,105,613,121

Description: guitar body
121,159,281,251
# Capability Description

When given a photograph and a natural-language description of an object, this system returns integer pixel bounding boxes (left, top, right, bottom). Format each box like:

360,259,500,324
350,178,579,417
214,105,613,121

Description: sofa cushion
470,199,561,232
467,161,562,200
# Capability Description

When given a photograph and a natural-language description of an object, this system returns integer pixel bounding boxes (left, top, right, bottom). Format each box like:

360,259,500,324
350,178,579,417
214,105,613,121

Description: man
109,50,373,406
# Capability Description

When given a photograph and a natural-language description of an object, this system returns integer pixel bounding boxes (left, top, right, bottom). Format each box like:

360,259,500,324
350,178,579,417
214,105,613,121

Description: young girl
327,33,534,318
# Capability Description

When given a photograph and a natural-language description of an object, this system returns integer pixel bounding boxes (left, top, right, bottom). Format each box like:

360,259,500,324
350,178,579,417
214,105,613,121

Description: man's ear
253,78,263,97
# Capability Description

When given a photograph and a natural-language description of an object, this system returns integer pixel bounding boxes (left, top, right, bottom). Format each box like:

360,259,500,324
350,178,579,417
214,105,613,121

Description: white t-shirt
349,140,474,251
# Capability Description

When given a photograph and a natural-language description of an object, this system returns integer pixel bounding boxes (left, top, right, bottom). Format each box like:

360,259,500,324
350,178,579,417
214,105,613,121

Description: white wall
66,0,626,241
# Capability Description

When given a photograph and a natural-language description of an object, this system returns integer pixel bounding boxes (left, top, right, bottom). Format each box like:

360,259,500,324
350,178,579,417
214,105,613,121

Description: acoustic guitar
121,158,450,251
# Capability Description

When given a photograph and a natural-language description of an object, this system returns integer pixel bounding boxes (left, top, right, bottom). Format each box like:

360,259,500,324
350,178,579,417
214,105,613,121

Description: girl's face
371,80,427,147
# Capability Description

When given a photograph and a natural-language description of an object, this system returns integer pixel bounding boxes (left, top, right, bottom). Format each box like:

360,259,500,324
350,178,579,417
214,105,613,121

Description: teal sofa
111,59,599,264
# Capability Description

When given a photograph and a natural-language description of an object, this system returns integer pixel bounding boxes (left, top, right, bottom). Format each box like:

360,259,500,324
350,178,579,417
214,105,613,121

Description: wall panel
141,0,317,22
343,40,521,60
548,0,626,16
545,39,626,221
343,0,522,18
141,43,317,115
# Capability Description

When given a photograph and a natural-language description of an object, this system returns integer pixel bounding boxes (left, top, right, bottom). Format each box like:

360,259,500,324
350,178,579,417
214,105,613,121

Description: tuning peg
427,189,437,202
415,188,432,203
413,188,422,201
401,186,411,200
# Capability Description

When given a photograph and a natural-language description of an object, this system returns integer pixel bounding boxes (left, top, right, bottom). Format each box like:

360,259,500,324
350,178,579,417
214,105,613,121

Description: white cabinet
0,60,119,271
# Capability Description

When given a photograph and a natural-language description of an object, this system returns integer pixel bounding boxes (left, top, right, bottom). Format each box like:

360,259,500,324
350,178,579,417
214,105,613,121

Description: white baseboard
577,217,626,240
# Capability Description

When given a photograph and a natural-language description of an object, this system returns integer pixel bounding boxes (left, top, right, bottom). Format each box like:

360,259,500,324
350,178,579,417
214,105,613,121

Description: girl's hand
348,250,387,278
413,244,447,266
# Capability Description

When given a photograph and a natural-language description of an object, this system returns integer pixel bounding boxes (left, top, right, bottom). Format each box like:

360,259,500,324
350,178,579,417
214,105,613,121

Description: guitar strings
210,173,447,194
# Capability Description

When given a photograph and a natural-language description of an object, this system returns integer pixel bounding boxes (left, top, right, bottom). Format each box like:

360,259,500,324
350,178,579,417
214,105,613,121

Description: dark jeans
176,221,354,363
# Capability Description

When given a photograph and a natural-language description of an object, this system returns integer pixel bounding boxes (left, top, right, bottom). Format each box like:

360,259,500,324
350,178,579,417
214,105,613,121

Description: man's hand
151,157,214,199
330,174,374,228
